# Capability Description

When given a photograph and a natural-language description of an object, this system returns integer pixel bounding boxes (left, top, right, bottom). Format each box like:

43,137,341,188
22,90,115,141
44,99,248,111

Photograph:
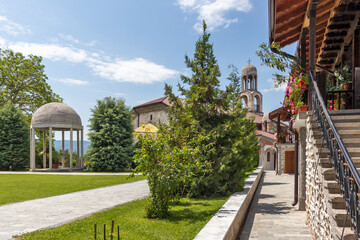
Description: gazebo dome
31,102,82,129
241,64,257,76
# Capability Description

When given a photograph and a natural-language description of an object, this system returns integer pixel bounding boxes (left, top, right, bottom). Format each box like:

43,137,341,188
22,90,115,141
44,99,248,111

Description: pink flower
289,89,293,93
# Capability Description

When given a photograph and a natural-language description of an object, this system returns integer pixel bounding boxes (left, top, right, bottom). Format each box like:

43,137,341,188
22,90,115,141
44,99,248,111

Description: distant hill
54,140,91,153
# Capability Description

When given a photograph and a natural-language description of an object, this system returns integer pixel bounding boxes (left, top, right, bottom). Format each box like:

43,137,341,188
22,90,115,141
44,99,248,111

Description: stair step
332,208,351,227
329,194,346,209
330,114,360,122
319,157,360,168
319,148,360,158
324,180,341,194
315,138,360,148
335,226,357,240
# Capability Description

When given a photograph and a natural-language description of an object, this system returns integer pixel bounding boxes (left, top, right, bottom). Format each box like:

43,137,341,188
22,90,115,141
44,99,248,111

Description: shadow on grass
168,207,215,223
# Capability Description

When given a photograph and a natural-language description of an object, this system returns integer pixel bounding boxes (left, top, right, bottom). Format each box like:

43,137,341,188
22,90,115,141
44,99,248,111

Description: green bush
88,97,134,172
0,104,30,170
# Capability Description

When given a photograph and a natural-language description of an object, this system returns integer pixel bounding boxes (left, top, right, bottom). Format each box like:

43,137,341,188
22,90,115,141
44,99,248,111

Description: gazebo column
43,130,47,168
70,128,73,170
76,130,80,168
49,127,52,169
81,129,84,168
30,127,36,171
61,130,65,167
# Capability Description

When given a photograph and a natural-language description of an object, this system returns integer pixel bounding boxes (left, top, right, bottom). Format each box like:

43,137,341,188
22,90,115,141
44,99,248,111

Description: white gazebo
29,102,84,171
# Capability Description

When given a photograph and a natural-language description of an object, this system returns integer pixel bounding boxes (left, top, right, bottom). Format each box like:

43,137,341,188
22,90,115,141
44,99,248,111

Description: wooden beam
316,0,341,67
334,13,360,69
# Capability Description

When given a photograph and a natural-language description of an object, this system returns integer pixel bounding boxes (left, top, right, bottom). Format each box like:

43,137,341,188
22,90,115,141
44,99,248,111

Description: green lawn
0,174,146,206
18,196,228,240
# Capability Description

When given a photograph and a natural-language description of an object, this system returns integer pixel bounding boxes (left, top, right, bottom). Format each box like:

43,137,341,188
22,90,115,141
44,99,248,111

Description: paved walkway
0,180,149,240
239,171,311,240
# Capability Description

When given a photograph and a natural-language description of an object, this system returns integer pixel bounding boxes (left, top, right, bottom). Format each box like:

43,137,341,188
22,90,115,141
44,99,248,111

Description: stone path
0,180,149,240
239,171,311,240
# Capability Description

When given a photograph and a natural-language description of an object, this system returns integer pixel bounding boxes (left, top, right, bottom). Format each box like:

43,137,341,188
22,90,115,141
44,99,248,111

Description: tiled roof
256,130,276,140
246,112,263,124
133,96,170,109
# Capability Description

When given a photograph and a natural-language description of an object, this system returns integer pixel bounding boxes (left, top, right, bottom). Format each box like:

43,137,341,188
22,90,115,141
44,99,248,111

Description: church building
132,63,289,171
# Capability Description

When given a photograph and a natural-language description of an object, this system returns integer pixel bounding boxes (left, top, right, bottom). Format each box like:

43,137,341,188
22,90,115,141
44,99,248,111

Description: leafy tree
256,42,301,87
88,97,134,172
0,103,29,170
0,49,62,118
134,21,259,218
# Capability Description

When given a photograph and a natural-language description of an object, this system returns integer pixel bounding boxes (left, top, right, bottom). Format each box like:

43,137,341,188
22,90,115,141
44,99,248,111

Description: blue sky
0,0,295,140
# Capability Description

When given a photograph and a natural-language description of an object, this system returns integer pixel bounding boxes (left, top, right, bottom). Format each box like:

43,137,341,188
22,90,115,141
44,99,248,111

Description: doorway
284,151,295,173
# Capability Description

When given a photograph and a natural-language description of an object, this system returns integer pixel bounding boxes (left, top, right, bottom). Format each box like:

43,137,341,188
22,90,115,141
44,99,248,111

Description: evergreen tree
0,103,30,170
88,97,134,172
164,21,259,196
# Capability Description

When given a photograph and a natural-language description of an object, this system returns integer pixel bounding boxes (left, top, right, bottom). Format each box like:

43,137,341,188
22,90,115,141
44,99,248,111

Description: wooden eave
270,0,360,71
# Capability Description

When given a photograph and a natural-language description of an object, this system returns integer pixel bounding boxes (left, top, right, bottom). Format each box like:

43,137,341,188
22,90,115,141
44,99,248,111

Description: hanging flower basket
298,105,308,112
299,80,308,89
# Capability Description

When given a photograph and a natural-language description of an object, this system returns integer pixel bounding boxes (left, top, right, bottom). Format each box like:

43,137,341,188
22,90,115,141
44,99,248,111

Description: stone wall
132,104,169,128
305,115,334,240
276,143,295,174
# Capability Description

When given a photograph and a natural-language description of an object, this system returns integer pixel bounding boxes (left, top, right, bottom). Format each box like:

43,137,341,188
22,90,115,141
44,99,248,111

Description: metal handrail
310,71,360,238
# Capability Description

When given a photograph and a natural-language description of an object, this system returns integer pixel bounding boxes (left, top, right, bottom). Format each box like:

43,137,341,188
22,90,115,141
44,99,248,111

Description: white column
62,130,65,167
70,128,73,170
49,127,52,169
30,127,36,171
81,129,84,168
77,130,80,168
43,130,46,168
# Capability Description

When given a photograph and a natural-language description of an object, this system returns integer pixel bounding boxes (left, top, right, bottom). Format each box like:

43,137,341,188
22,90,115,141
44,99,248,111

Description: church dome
241,64,257,76
31,102,82,129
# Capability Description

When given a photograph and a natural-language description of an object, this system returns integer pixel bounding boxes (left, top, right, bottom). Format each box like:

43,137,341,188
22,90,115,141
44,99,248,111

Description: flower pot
343,83,352,90
299,105,308,112
299,81,308,89
52,163,59,169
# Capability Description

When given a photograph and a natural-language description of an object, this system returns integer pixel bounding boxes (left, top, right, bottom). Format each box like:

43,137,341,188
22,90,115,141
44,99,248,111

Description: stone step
334,227,357,240
312,129,360,138
330,114,360,122
323,168,336,180
311,119,360,128
319,148,360,158
319,157,360,169
332,208,351,227
329,194,346,209
324,180,341,194
315,138,360,148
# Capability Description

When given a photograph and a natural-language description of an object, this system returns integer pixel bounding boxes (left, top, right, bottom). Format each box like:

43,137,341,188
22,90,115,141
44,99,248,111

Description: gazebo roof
31,102,82,130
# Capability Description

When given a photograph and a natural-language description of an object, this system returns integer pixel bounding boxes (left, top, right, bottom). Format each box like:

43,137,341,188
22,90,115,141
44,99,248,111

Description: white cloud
89,58,178,84
177,0,252,32
1,39,178,84
59,34,79,44
58,78,89,86
0,16,31,36
7,42,88,63
260,78,287,93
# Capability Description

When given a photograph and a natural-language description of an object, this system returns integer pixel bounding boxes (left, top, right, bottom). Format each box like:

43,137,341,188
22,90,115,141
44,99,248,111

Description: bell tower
239,61,263,115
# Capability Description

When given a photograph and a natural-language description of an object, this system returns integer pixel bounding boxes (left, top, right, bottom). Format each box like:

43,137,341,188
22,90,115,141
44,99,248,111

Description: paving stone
238,171,311,239
0,180,149,240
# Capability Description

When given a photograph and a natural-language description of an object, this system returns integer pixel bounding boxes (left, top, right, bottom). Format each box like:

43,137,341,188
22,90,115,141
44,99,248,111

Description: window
267,152,270,162
150,115,153,121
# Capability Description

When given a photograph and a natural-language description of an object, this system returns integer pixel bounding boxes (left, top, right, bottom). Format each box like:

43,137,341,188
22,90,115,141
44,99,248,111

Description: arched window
150,115,153,121
255,95,260,112
248,75,252,89
241,96,248,108
243,76,247,90
267,152,270,162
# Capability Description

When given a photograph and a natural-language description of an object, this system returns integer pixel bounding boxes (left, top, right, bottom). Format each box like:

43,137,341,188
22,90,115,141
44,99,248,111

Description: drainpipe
292,130,299,206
